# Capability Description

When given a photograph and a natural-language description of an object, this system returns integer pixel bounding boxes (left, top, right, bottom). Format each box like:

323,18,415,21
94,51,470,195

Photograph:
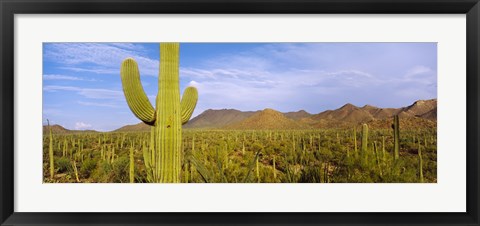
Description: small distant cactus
62,138,67,157
418,143,424,183
382,136,386,162
256,157,260,182
361,123,369,165
192,136,195,152
273,155,277,180
72,160,80,182
361,123,369,154
47,119,54,179
353,126,358,157
242,141,245,155
129,144,134,183
120,43,198,183
393,115,400,160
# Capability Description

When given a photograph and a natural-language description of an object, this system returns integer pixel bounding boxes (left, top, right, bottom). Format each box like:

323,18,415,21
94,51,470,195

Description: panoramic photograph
43,42,437,183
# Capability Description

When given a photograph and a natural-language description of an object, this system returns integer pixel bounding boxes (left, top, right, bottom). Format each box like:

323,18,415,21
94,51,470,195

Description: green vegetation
43,123,437,183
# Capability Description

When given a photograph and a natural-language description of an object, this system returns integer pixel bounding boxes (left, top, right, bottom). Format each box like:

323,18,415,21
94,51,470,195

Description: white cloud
42,108,62,118
43,85,124,100
78,101,119,108
109,43,145,50
178,50,379,112
405,65,433,78
176,43,436,113
75,122,92,130
43,74,97,81
44,43,158,76
326,70,373,78
180,68,266,80
187,80,199,88
58,67,119,75
401,65,436,86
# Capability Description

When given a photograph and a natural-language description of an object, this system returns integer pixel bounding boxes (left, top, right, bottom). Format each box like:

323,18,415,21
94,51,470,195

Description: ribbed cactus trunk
155,44,182,183
121,43,198,183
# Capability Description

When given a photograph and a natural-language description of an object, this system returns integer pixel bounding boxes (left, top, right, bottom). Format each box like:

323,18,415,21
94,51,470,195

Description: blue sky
43,43,437,131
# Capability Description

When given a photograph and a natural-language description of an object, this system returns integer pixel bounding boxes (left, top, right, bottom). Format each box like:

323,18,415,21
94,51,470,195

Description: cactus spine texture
121,43,198,183
393,115,400,161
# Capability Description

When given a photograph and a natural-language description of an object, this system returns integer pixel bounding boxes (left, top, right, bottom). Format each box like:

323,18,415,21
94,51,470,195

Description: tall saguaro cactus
120,43,198,183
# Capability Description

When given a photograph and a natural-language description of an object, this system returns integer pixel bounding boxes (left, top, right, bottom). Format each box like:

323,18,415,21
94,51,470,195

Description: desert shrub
90,160,113,183
80,158,97,178
55,156,71,173
299,165,323,183
112,156,129,183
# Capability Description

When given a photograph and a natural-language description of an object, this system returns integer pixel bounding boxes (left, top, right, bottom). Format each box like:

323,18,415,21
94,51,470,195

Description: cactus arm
120,58,156,125
180,86,198,125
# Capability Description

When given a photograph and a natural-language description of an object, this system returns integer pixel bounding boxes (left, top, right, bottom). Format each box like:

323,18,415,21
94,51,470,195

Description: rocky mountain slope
225,108,310,130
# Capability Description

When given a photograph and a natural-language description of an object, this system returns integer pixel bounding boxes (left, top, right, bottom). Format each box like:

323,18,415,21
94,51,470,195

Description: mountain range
42,124,98,134
44,99,436,133
113,98,437,132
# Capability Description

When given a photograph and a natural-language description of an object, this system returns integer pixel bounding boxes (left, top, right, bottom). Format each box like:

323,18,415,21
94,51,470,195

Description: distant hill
402,99,437,117
361,105,402,119
184,109,257,129
226,108,310,130
311,103,374,123
111,99,437,131
114,122,150,132
284,110,312,120
43,124,98,134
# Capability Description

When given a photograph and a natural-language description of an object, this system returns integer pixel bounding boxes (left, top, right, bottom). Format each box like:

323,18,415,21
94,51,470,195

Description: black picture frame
1,0,479,225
